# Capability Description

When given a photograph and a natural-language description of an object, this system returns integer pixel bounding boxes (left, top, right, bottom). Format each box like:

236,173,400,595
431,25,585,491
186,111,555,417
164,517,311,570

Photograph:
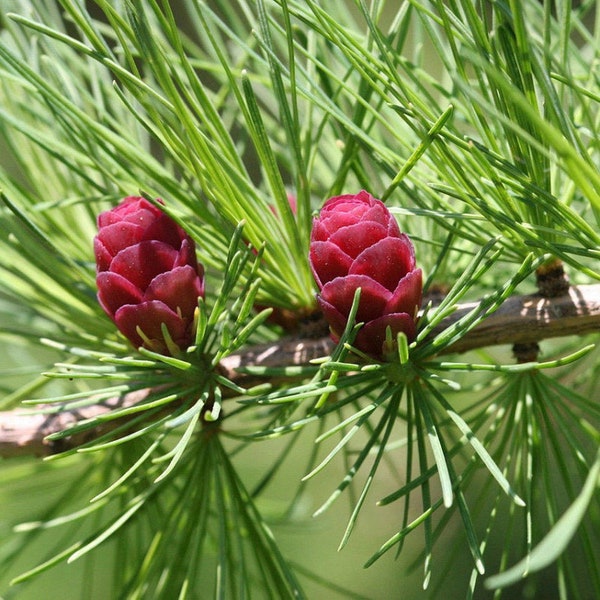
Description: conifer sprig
0,1,599,598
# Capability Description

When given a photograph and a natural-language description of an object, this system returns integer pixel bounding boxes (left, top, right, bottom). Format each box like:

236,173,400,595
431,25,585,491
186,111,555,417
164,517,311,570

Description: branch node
513,341,540,363
536,259,570,298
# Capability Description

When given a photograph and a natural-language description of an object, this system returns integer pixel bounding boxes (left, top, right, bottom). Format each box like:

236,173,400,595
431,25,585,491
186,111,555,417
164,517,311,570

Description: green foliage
0,1,599,598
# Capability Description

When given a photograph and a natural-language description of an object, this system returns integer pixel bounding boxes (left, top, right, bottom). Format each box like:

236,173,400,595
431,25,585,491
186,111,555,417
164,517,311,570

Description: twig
0,389,151,458
427,282,600,353
220,283,600,371
1,284,599,457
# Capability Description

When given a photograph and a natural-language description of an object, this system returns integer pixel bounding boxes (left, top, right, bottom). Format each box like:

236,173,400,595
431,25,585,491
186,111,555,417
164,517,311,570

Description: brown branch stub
513,342,541,363
535,258,570,298
1,284,599,458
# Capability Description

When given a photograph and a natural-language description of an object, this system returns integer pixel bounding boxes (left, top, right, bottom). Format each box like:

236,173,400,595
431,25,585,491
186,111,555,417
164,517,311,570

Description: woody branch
1,283,599,458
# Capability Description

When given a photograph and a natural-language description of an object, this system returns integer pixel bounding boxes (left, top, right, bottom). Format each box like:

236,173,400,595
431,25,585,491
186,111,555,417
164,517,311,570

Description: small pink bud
309,190,422,359
94,196,204,354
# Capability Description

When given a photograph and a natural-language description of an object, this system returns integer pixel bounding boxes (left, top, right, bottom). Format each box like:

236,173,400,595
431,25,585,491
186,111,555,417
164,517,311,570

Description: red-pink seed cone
309,190,422,359
94,196,204,354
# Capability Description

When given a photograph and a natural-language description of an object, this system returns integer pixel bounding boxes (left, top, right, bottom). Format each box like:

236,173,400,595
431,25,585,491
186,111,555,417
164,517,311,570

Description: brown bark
1,284,599,458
